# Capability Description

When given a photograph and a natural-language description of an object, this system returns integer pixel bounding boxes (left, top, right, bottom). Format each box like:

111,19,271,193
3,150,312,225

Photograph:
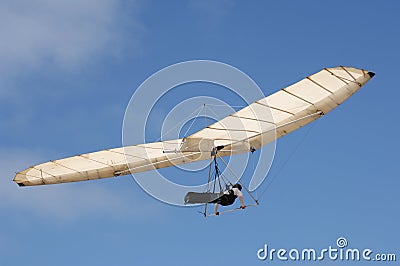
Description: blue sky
0,1,399,265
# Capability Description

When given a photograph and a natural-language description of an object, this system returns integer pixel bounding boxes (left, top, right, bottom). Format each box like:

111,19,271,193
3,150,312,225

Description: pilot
210,183,246,215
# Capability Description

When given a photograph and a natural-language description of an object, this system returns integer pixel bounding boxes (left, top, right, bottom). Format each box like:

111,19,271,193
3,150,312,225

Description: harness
210,189,237,206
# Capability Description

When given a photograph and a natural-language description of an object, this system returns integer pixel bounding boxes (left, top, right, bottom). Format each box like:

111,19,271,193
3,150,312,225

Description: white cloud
0,0,142,94
0,0,143,144
0,1,172,224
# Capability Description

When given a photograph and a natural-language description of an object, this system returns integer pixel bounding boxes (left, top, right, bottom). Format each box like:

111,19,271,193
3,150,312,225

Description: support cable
256,121,318,201
217,154,259,205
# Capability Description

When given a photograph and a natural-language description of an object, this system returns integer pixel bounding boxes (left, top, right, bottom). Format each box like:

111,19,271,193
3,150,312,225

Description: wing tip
367,71,375,78
13,172,28,187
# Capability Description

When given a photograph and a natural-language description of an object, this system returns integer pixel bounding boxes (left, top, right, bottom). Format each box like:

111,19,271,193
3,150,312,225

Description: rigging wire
181,105,206,138
204,103,207,130
203,156,214,217
155,105,204,142
217,154,259,205
256,121,318,201
205,105,224,123
201,103,246,108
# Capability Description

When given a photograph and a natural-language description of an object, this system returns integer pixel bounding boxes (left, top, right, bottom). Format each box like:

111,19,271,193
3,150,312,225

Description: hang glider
14,66,375,187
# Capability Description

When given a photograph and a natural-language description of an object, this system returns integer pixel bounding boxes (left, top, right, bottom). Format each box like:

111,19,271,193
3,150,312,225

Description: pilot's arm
236,189,246,209
214,203,220,215
239,195,245,208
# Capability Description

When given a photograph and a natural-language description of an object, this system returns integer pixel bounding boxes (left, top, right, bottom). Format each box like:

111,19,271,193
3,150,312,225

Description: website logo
257,237,396,262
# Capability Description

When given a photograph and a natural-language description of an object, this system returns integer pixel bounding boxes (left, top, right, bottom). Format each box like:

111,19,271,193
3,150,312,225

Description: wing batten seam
229,114,275,124
282,89,316,106
78,155,117,168
106,149,148,161
51,160,83,174
206,126,261,134
340,66,356,81
306,77,334,94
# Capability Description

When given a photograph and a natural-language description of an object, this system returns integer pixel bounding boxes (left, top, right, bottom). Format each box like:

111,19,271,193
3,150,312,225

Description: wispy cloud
0,0,143,151
0,0,165,225
188,0,235,26
0,0,142,95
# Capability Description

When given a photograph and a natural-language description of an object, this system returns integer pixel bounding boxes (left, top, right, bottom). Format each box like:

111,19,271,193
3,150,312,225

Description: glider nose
368,71,375,78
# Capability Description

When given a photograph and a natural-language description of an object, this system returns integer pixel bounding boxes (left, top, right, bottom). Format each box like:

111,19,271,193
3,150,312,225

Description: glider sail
14,66,375,186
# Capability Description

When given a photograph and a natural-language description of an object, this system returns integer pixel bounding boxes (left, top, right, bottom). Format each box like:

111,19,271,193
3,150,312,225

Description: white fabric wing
14,66,374,186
